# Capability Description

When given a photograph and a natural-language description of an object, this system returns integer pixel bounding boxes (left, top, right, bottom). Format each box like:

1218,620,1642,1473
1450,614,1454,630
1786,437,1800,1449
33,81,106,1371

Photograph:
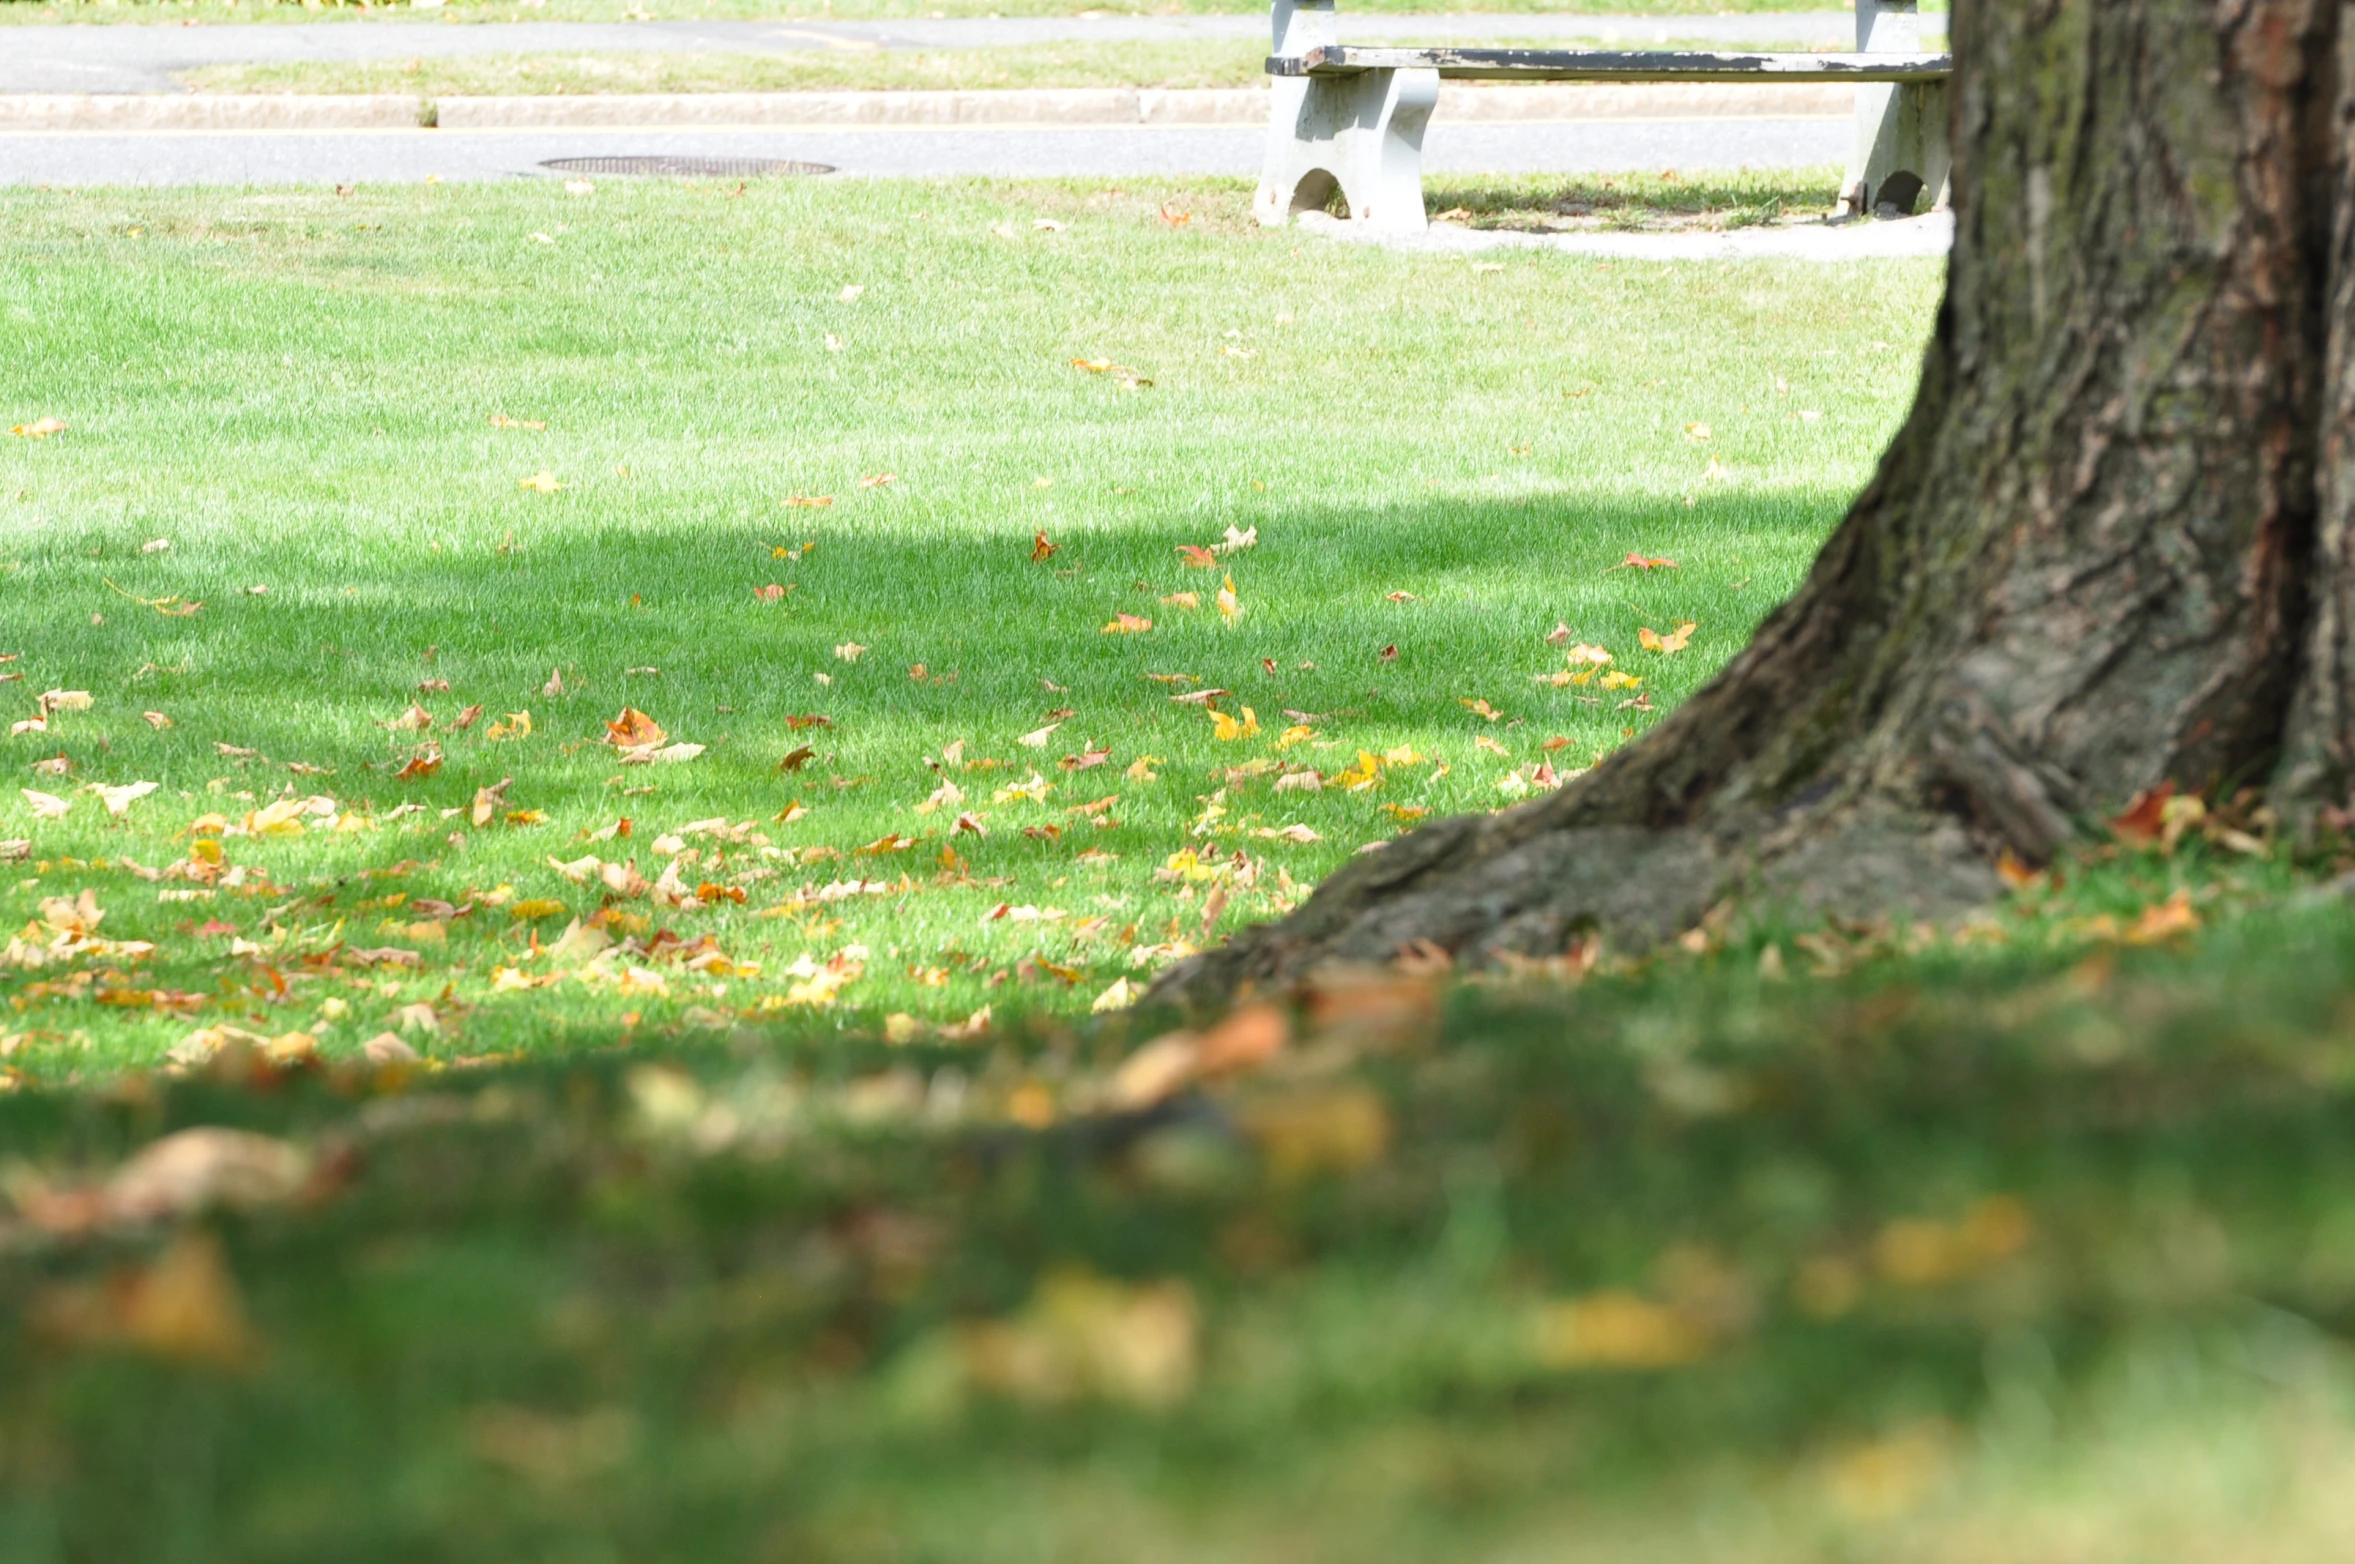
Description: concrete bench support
1255,0,1953,234
1254,0,1437,235
1844,0,1949,217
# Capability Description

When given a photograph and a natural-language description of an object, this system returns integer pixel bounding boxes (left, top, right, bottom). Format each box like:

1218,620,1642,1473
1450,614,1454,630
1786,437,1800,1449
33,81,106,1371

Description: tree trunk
1155,0,2353,1008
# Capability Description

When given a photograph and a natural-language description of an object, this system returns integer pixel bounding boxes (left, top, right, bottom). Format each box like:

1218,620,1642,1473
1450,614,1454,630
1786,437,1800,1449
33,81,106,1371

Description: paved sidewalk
0,114,1852,187
6,13,1891,94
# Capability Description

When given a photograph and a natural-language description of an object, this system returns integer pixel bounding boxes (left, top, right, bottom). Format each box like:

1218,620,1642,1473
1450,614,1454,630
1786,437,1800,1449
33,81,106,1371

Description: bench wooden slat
1270,46,1954,83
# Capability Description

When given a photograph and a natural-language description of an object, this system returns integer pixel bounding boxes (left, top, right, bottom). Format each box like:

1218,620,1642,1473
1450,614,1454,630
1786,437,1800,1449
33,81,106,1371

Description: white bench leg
1841,0,1951,217
1255,0,1436,235
1256,67,1439,235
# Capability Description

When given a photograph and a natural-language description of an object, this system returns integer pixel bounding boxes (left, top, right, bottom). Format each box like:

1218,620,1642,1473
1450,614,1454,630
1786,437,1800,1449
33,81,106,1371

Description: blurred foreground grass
9,871,2355,1560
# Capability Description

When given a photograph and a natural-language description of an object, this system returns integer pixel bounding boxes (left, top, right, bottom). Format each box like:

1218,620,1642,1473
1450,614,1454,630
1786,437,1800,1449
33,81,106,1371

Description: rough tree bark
1156,0,2355,1008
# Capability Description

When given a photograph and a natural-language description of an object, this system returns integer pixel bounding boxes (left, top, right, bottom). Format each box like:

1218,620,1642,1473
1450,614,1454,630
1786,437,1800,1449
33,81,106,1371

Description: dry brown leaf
470,777,513,828
105,1127,312,1224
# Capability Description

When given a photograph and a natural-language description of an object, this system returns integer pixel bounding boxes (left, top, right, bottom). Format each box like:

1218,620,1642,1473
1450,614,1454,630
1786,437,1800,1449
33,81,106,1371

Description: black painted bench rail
1270,47,1955,84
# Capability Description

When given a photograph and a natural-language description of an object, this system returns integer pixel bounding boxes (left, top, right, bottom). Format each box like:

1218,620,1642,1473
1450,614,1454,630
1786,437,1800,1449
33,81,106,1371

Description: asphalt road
0,114,1852,187
5,13,1890,93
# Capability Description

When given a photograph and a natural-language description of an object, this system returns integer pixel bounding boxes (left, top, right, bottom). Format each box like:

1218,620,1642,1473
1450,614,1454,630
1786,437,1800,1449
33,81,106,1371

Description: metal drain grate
541,156,835,178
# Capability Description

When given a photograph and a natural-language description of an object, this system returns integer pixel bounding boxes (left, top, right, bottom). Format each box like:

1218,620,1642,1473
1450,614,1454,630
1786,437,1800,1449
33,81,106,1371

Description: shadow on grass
1424,168,1847,233
7,485,1850,825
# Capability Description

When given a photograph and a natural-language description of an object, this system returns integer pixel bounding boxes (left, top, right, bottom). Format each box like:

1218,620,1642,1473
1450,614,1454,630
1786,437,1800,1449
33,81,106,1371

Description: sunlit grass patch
0,175,1939,1079
178,40,1279,96
0,0,1853,28
177,40,1853,97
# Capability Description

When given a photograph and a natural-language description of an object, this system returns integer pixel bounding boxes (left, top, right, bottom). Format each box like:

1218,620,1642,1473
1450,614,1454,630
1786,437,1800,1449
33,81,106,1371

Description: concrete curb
0,82,1854,133
0,94,426,131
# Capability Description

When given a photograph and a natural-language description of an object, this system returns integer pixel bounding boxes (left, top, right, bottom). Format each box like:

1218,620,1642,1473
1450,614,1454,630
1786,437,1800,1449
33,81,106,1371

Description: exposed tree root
1153,0,2352,1012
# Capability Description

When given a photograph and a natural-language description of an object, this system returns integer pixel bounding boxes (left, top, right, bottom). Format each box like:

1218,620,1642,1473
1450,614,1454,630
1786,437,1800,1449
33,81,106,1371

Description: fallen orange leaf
2124,889,2199,943
2109,782,2174,845
604,707,666,748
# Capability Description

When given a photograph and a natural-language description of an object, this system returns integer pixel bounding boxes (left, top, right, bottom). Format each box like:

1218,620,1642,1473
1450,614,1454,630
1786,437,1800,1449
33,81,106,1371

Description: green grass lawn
0,0,1851,26
0,171,1929,1084
182,39,1281,95
13,175,2355,1562
174,35,1852,95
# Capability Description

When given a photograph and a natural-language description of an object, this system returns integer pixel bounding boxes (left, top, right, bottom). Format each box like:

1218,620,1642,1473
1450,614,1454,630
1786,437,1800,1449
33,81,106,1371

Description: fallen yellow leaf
1537,1291,1710,1369
1210,706,1260,742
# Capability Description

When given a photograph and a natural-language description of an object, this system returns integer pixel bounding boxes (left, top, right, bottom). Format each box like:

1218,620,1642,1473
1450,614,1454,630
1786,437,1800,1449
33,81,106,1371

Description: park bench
1256,0,1953,235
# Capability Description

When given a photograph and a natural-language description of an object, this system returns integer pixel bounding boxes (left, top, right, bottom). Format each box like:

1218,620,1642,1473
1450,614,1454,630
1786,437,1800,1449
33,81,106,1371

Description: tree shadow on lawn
10,485,1848,821
1423,169,1848,234
0,483,1854,1084
8,905,2355,1561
